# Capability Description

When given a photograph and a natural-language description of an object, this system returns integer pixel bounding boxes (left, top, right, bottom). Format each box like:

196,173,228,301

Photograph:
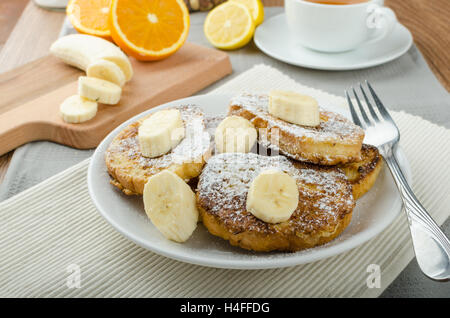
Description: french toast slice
105,106,211,195
228,93,365,165
339,144,383,200
196,153,355,252
205,114,382,200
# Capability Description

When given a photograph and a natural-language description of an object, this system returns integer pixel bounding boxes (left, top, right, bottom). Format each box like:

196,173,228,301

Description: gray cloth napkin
1,8,449,297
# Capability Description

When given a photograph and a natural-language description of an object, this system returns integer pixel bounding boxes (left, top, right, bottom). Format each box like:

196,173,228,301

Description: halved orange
66,0,112,40
109,0,190,61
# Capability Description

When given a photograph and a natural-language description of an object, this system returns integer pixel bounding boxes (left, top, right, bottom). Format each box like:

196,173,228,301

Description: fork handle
384,152,450,281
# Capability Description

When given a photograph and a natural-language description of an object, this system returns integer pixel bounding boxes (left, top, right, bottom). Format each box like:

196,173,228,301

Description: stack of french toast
105,91,383,252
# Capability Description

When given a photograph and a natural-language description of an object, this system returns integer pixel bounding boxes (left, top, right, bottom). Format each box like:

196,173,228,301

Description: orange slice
66,0,112,40
109,0,190,61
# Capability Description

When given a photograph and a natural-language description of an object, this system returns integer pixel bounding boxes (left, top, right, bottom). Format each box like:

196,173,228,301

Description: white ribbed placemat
1,65,449,297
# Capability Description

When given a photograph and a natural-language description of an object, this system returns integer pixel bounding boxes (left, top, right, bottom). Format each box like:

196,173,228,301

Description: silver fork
346,82,450,282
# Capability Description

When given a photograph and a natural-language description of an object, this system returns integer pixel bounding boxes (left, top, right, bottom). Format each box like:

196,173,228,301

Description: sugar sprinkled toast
228,93,365,165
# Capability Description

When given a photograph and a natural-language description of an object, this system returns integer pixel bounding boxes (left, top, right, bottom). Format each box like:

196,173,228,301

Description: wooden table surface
0,0,449,185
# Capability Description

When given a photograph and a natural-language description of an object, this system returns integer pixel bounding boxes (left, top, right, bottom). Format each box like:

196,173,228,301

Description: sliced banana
86,59,126,87
78,76,122,105
102,56,133,82
59,95,98,124
246,169,299,224
143,170,199,242
269,90,320,127
138,109,185,158
215,115,257,153
50,34,133,81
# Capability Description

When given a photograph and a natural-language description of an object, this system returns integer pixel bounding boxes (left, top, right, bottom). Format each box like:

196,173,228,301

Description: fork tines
345,81,393,129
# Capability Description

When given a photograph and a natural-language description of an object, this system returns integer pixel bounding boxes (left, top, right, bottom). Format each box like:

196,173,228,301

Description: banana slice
269,90,320,127
102,56,133,82
143,170,199,242
138,109,185,158
78,76,122,105
86,59,126,87
59,95,98,124
246,169,299,224
50,34,133,81
215,115,257,153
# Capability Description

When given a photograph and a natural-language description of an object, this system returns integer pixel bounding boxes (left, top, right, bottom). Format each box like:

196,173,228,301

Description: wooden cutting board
0,42,231,156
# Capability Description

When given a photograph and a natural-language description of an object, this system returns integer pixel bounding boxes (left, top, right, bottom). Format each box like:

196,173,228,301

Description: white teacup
285,0,397,52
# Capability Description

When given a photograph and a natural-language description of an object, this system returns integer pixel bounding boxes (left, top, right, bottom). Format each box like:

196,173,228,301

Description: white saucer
254,13,413,71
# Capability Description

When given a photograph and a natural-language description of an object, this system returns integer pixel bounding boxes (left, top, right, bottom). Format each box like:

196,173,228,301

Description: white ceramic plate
254,14,413,71
88,94,412,269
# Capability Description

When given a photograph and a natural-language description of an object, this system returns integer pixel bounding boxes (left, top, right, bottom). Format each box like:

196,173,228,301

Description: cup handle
365,4,397,44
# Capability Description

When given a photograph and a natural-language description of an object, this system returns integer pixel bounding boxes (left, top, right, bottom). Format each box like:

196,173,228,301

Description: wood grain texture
0,43,231,156
0,0,449,184
385,0,450,91
262,0,284,5
0,152,13,183
0,0,29,51
0,1,65,183
261,0,449,90
0,2,65,73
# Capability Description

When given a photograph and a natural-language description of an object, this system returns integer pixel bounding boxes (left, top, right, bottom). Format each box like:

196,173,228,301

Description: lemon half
231,0,265,26
204,2,255,50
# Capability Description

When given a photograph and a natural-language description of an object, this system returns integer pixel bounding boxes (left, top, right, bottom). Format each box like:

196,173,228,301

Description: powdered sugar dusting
198,153,354,235
205,114,226,154
230,93,364,144
107,105,211,174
